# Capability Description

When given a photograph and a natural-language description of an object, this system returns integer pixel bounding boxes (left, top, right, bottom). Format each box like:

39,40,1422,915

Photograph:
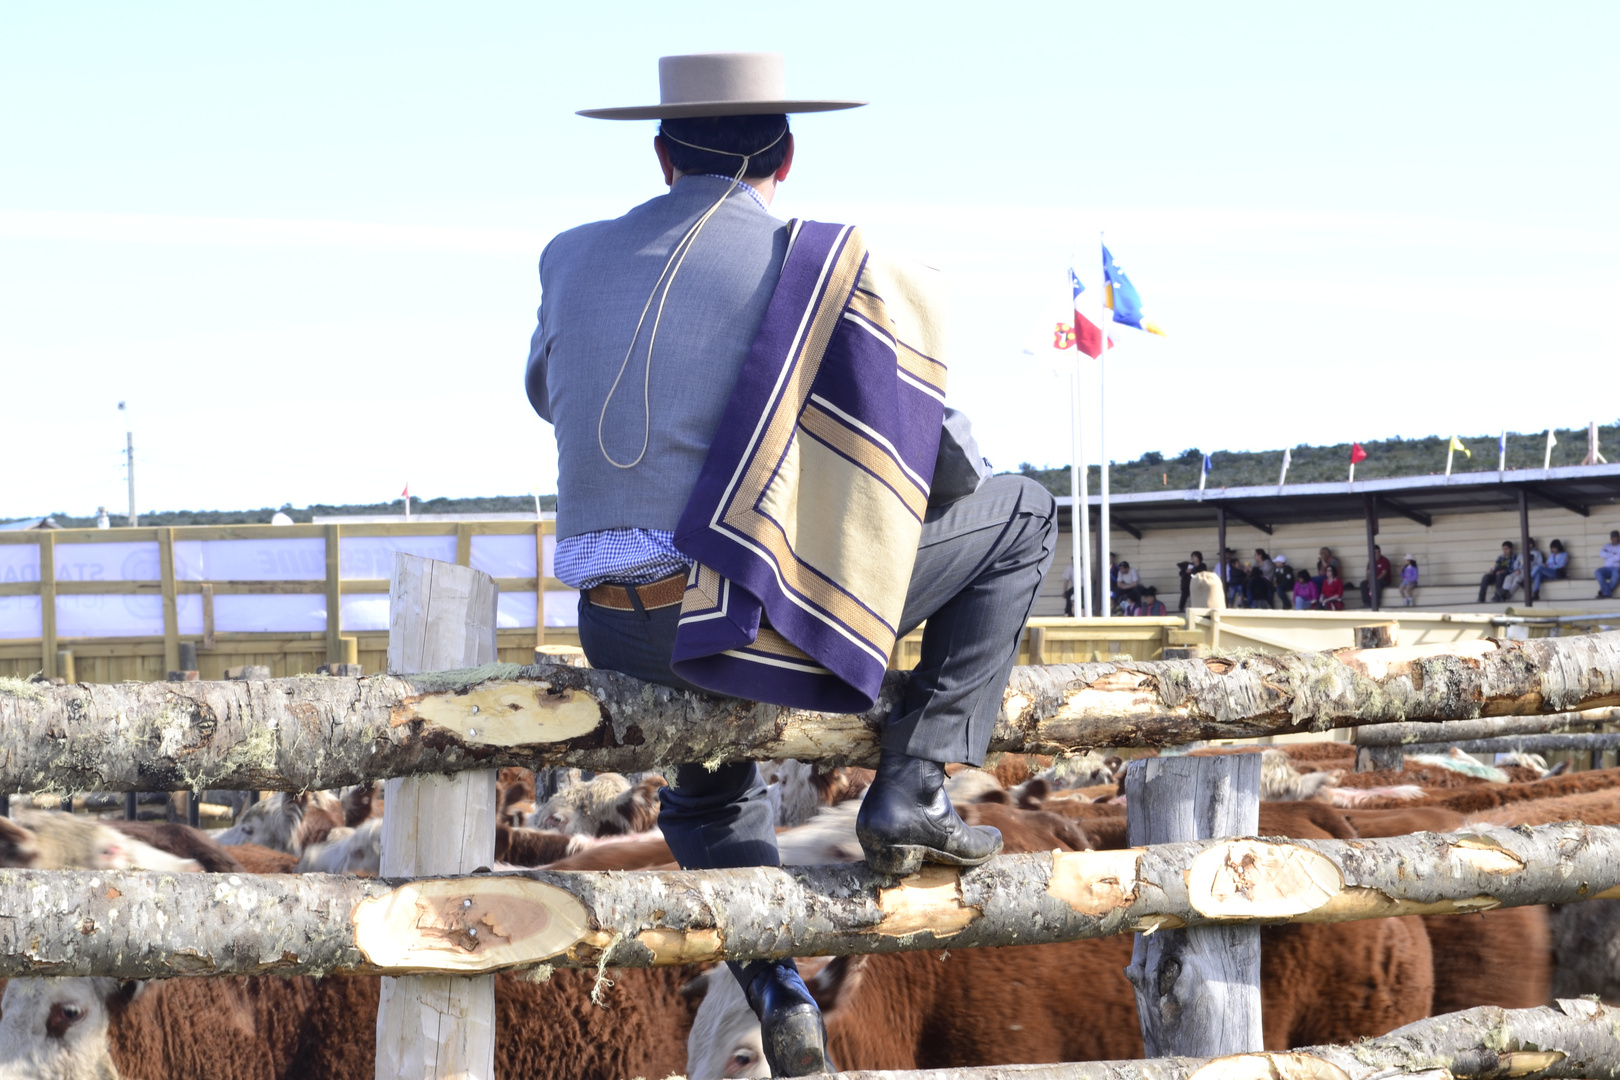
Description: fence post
376,554,498,1080
39,532,56,680
1124,752,1262,1057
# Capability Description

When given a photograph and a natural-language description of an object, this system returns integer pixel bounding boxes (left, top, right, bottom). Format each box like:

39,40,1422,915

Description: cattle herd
1,743,1619,1079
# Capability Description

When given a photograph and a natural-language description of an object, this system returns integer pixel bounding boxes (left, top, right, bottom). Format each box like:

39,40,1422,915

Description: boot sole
861,838,1004,876
764,1004,831,1076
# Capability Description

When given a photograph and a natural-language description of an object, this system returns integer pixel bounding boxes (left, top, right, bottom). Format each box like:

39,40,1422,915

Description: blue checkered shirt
553,528,692,590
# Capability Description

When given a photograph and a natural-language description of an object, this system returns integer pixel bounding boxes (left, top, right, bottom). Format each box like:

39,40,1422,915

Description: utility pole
119,402,136,527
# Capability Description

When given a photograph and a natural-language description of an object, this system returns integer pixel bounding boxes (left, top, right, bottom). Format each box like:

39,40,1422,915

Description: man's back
527,175,790,539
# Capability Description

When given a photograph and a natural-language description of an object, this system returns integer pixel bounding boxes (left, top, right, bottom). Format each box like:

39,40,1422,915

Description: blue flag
1102,245,1166,336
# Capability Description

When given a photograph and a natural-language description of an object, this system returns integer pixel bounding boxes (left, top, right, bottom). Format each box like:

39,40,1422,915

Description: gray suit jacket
527,176,790,539
526,176,987,539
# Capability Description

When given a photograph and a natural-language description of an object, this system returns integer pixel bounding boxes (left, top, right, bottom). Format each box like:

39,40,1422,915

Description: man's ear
773,133,795,182
654,135,675,186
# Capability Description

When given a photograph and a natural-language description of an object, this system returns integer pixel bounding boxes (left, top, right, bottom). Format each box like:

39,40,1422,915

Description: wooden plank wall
0,520,575,682
9,501,1616,684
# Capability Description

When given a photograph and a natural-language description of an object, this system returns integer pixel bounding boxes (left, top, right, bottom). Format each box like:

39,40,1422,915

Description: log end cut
353,876,592,974
1186,840,1342,919
1189,1053,1351,1080
397,683,603,748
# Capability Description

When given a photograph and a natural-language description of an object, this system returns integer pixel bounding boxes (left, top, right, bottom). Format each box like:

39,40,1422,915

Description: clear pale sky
3,2,1616,519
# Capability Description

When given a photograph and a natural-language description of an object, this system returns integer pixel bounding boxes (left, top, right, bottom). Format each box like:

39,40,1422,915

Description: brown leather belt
584,571,688,611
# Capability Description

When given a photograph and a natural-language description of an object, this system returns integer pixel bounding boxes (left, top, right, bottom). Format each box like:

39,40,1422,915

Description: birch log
822,999,1620,1080
1403,734,1620,755
376,555,497,1080
8,821,1620,979
1354,707,1620,745
4,633,1620,793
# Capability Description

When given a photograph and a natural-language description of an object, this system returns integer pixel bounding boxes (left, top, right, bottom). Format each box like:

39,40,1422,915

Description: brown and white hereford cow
686,800,1433,1077
0,968,700,1080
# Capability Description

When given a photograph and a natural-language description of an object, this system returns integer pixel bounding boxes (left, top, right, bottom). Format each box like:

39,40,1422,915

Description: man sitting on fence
524,53,1055,1076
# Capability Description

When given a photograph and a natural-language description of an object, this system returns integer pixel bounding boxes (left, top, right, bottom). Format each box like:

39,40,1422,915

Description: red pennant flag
400,483,410,499
1350,443,1368,465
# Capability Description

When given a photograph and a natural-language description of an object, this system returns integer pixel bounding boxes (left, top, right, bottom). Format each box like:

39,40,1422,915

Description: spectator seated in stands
1129,585,1167,616
1598,530,1620,599
1502,538,1543,599
1359,544,1392,608
1249,548,1276,608
1399,555,1419,607
1478,540,1517,603
1115,560,1142,609
1313,547,1340,590
1272,553,1294,605
1531,539,1567,599
1319,565,1346,610
1292,569,1319,610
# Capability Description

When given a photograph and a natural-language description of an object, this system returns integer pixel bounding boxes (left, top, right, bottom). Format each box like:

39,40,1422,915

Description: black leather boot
856,750,1004,875
732,959,830,1076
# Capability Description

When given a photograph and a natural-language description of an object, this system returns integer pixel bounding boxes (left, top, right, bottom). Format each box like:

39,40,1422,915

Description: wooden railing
0,519,572,681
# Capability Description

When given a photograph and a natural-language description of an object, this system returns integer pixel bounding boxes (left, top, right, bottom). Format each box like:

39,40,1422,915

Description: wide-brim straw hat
578,52,866,120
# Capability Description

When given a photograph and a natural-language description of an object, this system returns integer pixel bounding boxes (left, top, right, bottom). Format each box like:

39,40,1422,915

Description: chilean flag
1069,268,1107,359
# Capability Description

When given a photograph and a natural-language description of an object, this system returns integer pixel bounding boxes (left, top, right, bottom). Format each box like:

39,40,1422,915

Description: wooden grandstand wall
0,520,578,681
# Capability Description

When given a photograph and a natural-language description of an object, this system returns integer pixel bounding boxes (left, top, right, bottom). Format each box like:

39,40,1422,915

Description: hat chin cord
596,126,789,469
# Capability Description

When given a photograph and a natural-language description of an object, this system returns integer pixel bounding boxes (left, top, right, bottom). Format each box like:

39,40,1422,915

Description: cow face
0,819,41,868
213,793,309,854
683,969,770,1079
0,978,139,1080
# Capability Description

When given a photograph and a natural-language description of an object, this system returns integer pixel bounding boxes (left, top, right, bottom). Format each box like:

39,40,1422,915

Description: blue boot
731,959,830,1076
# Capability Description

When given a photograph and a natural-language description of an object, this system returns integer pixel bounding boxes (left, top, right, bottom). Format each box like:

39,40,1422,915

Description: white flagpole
1498,430,1507,473
1445,441,1455,477
1071,364,1091,619
1544,428,1556,473
1277,448,1291,494
1096,233,1111,617
1348,460,1356,484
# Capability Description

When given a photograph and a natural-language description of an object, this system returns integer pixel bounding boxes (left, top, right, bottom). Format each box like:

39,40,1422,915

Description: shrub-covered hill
22,494,558,529
1013,423,1619,498
11,423,1614,527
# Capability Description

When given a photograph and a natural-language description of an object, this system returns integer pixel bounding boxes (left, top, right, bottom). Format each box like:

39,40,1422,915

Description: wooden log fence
5,819,1620,980
823,1000,1620,1080
3,631,1619,794
6,595,1620,1078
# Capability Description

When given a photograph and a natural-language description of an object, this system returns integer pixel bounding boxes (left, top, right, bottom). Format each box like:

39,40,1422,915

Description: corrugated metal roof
1052,462,1620,535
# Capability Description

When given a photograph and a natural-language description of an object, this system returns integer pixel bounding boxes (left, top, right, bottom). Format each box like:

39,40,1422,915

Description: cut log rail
1354,707,1620,746
3,632,1619,793
6,820,1620,980
822,999,1620,1080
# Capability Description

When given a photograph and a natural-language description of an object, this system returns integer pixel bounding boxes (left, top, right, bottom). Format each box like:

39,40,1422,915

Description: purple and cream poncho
670,220,948,712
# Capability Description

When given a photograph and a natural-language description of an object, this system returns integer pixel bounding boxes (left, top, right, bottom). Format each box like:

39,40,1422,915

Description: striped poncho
670,220,948,712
